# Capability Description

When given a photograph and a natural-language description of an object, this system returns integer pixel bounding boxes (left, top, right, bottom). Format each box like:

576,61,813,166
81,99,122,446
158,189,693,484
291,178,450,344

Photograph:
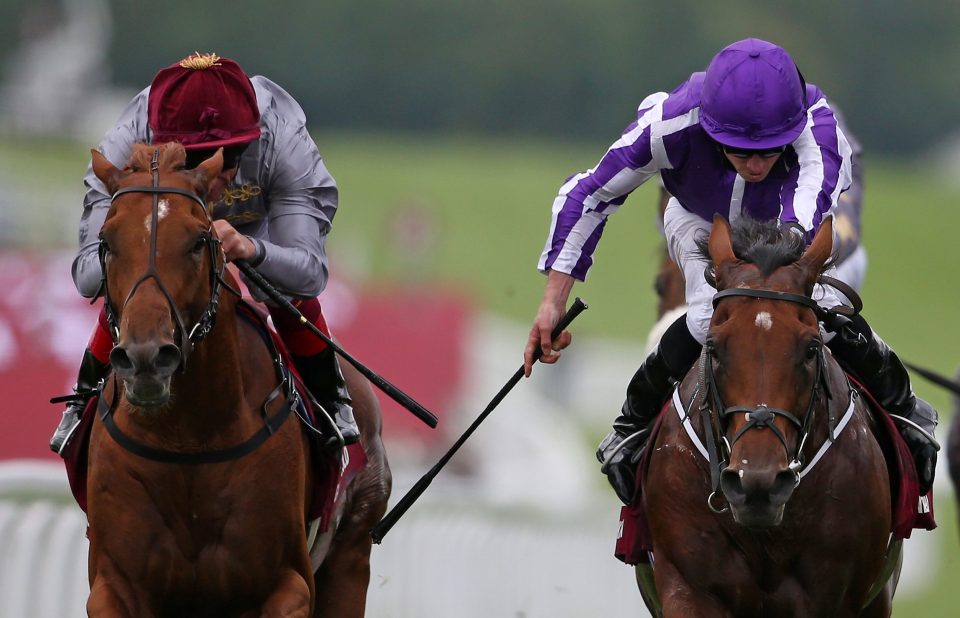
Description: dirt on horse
84,142,390,617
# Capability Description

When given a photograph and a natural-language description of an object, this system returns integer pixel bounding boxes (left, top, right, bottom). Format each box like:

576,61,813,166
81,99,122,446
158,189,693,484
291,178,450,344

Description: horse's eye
805,342,821,360
192,236,207,255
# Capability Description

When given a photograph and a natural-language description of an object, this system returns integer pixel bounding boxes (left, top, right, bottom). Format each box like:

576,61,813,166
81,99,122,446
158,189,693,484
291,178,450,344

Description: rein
97,148,239,369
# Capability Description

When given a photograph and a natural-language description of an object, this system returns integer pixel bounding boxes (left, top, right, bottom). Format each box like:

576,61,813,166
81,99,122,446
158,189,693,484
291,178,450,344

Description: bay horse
84,142,390,617
642,215,896,616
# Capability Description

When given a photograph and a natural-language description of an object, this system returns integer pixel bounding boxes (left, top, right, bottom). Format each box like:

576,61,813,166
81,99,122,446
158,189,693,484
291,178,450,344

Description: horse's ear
91,149,123,194
707,215,739,289
192,148,224,195
708,214,736,266
797,217,834,285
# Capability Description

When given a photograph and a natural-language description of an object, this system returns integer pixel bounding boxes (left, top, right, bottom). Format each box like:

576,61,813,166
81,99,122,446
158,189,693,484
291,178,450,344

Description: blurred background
1,1,960,616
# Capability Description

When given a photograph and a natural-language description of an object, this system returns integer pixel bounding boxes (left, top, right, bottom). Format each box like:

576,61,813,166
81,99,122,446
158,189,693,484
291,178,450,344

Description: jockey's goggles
720,144,787,159
185,143,249,171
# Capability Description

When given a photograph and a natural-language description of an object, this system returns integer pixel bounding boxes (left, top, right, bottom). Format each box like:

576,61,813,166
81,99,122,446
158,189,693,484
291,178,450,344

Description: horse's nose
111,342,182,379
720,466,798,507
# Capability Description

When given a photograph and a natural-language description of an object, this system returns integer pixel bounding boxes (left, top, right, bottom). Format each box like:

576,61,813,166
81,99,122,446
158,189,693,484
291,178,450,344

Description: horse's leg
87,558,146,618
656,559,732,618
856,554,900,618
312,517,376,618
260,568,312,618
87,579,136,618
312,361,390,618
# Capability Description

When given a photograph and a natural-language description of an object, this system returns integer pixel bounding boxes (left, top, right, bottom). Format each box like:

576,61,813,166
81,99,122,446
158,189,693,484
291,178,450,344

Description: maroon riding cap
148,53,261,150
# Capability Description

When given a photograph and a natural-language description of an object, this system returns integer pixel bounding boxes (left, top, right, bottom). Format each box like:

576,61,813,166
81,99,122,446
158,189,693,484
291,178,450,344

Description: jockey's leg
597,314,701,504
269,298,359,447
50,307,112,454
827,313,939,494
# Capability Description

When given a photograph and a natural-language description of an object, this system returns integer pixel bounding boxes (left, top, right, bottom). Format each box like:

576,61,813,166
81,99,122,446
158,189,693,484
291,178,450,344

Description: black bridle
93,148,302,465
700,286,836,511
97,148,238,370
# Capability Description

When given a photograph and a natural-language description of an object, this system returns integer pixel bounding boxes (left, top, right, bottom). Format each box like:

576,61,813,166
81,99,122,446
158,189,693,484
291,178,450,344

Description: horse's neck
173,298,246,414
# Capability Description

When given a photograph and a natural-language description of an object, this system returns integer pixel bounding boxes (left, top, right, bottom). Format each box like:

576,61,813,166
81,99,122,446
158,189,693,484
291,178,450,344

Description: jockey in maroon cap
524,38,939,504
51,53,359,453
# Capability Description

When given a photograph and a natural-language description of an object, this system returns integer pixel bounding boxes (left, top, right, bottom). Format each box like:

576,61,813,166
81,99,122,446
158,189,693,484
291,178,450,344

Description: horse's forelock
696,216,807,276
126,142,188,173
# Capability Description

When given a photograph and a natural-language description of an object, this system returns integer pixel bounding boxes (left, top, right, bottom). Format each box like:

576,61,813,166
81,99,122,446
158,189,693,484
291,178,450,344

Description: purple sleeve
779,95,852,239
537,100,665,280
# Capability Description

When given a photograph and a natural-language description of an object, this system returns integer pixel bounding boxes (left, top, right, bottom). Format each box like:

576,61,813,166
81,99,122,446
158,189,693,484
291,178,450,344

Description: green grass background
2,133,959,615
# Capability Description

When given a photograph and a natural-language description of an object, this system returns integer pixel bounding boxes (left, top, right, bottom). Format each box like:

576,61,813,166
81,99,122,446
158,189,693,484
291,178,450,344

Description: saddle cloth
61,303,365,534
614,383,936,566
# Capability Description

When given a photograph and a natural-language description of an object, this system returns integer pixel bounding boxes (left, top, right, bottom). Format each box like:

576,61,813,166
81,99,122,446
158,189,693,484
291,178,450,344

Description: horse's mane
126,142,187,174
695,216,810,276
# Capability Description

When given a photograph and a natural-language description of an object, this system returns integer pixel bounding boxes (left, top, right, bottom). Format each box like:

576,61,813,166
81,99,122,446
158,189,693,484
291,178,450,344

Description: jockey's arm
523,269,576,377
73,88,151,298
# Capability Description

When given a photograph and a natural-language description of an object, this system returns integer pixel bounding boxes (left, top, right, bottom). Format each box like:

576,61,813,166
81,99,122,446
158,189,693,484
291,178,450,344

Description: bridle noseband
97,148,239,369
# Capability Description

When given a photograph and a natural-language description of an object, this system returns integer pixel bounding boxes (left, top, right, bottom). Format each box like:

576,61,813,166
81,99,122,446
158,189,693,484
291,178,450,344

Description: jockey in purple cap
522,38,939,504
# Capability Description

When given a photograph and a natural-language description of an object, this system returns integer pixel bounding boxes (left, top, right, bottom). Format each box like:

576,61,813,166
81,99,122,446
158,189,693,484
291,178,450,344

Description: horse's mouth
124,377,171,408
729,503,786,529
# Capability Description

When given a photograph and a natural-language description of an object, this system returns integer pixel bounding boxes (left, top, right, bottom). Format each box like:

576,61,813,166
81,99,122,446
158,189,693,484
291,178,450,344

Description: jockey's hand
523,271,576,377
213,219,257,262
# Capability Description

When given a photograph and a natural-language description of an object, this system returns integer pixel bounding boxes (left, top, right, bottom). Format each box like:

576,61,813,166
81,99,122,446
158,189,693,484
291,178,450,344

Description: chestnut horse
643,216,896,616
84,143,390,617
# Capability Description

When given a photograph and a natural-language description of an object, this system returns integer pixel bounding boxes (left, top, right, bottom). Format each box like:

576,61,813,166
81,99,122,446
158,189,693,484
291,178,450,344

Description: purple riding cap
699,38,808,150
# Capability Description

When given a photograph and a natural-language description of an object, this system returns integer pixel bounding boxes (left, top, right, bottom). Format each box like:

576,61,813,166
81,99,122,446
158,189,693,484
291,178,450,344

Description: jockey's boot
828,314,940,494
294,347,360,448
49,348,109,455
597,315,702,504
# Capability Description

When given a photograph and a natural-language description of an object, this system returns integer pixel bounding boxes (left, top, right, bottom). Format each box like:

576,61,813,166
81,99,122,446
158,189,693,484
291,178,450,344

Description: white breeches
662,198,851,344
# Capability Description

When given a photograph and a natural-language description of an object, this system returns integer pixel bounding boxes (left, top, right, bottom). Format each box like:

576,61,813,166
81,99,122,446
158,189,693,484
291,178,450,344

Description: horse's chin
729,504,785,529
124,378,171,409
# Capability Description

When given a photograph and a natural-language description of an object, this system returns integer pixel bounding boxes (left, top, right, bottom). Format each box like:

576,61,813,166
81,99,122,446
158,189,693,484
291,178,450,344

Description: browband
112,185,207,210
712,287,821,313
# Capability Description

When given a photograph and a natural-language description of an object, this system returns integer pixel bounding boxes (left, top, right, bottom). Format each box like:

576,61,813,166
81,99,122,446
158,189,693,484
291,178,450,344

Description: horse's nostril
720,468,746,505
154,344,182,376
769,469,799,505
110,347,134,377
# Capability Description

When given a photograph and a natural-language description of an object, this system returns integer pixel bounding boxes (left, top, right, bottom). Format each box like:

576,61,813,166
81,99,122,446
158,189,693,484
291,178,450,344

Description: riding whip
370,297,588,543
903,361,960,397
235,260,439,428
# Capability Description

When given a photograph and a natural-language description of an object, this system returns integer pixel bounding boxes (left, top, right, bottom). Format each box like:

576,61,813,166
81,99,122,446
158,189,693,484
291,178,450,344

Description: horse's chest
145,513,293,598
94,471,303,594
